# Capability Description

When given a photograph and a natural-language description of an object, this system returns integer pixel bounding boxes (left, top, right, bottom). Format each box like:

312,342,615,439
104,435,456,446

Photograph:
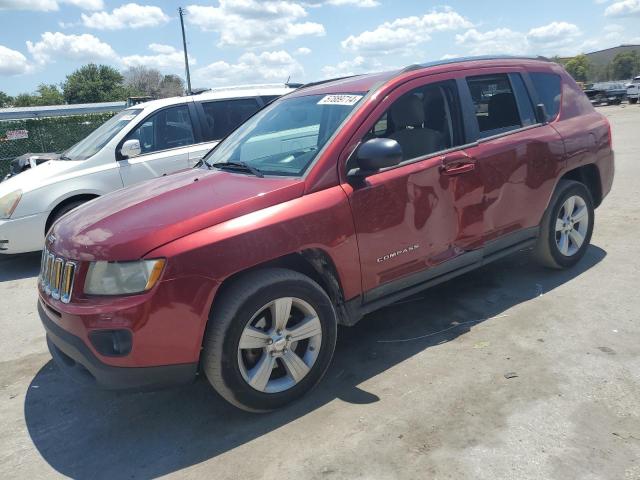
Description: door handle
440,151,475,176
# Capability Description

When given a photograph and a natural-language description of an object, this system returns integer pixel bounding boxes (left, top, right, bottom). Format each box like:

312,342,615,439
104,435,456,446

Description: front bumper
0,212,48,254
39,300,198,390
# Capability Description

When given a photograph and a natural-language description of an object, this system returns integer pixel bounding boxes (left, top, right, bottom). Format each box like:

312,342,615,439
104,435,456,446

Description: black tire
534,180,594,269
46,200,87,234
202,268,338,412
630,98,638,105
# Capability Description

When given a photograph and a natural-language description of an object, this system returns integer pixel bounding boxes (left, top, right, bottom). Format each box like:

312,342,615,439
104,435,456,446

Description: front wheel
202,268,337,412
534,180,594,269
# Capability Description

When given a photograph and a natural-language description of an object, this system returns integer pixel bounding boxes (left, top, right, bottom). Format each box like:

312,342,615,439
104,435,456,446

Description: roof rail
294,75,360,92
401,55,552,73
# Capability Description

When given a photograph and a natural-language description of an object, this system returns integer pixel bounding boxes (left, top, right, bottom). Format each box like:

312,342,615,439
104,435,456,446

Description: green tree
612,51,640,80
159,74,184,98
12,93,37,107
565,54,590,83
35,83,64,105
0,91,13,107
63,64,127,104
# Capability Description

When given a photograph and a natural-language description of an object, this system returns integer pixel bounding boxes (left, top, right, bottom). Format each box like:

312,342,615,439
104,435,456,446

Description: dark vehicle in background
585,82,627,105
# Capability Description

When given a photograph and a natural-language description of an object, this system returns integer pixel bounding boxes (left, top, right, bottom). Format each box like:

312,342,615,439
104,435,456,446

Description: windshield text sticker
318,94,363,106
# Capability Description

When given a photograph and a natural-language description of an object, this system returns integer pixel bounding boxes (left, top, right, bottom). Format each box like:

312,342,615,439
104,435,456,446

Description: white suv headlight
0,190,22,219
84,259,166,295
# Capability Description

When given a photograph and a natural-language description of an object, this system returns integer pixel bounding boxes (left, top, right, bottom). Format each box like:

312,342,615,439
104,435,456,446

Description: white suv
0,84,295,254
628,76,640,104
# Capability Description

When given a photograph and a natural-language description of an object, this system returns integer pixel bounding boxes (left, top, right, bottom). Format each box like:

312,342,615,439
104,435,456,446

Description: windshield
62,108,142,161
204,93,364,176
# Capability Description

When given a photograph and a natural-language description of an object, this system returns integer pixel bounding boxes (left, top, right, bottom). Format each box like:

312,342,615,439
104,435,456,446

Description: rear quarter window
530,72,562,121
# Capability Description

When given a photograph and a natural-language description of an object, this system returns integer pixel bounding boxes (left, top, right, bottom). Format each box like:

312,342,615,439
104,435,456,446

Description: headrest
390,94,424,129
488,93,519,126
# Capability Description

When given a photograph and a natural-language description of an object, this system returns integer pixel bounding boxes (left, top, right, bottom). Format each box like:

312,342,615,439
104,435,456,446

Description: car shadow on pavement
24,245,606,479
0,252,41,282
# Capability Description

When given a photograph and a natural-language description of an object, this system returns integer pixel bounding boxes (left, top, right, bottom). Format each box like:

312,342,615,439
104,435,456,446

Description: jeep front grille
40,247,76,304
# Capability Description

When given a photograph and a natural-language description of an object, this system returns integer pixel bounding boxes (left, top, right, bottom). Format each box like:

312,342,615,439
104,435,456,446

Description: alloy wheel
237,297,323,393
555,195,589,257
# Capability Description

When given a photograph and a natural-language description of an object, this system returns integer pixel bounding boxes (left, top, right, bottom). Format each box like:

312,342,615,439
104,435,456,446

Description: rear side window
530,72,562,121
466,74,522,138
200,98,261,141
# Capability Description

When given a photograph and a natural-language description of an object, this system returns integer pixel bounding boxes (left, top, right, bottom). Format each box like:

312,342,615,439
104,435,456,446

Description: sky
0,0,639,96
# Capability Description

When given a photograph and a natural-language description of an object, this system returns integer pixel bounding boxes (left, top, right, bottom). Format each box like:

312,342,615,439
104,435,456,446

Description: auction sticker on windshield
318,94,363,106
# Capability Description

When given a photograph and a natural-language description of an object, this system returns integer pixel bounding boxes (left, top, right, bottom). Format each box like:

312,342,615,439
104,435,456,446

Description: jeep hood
51,168,305,261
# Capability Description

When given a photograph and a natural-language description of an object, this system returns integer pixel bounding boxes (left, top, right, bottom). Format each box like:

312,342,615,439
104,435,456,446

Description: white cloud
186,1,325,48
456,21,582,57
605,0,640,16
193,50,303,86
440,53,461,60
81,3,169,30
122,44,195,70
0,0,102,10
527,22,581,45
63,0,102,9
26,32,117,64
341,7,473,56
0,45,32,75
309,0,379,7
455,28,527,56
526,22,582,54
321,55,393,78
294,47,312,56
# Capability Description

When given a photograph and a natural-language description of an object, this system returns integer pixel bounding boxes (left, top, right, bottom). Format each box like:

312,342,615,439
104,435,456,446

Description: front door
119,103,195,187
344,75,485,302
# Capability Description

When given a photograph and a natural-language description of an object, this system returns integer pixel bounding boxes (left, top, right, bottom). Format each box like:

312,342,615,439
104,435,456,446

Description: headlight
84,259,166,296
0,190,22,219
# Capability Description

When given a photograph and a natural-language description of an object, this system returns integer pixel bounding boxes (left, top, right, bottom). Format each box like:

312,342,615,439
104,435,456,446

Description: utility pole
178,7,192,95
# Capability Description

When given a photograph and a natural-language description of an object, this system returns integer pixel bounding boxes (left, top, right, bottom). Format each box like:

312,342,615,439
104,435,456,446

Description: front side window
125,104,195,155
364,81,464,162
204,93,363,176
63,108,142,161
467,74,523,138
530,72,562,121
200,98,261,141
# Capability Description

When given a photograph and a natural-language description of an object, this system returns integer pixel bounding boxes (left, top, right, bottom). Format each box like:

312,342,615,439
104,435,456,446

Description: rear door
460,70,565,246
118,103,196,186
343,74,485,302
190,97,263,166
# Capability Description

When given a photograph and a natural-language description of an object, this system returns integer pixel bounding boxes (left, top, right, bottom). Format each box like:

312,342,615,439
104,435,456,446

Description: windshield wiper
211,161,264,178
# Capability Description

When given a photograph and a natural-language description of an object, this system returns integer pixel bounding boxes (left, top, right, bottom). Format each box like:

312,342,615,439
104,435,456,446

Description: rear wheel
630,98,638,105
534,180,594,269
202,268,337,412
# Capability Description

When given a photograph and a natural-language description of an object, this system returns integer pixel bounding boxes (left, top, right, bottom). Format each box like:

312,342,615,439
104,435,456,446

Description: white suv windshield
204,93,364,176
61,109,142,161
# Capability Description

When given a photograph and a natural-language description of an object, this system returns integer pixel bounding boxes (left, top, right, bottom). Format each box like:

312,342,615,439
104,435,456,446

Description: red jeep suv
39,56,614,411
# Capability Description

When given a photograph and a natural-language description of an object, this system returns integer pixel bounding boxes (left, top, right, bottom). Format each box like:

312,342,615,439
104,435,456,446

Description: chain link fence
0,112,116,177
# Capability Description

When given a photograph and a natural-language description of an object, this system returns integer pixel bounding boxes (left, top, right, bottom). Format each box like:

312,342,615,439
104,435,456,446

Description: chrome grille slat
40,249,76,304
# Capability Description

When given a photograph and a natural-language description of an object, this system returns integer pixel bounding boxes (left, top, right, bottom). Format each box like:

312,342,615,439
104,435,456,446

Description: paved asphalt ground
1,105,639,480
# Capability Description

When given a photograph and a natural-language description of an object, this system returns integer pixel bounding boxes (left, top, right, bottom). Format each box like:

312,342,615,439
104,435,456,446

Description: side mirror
348,138,403,179
535,103,549,125
120,139,141,159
